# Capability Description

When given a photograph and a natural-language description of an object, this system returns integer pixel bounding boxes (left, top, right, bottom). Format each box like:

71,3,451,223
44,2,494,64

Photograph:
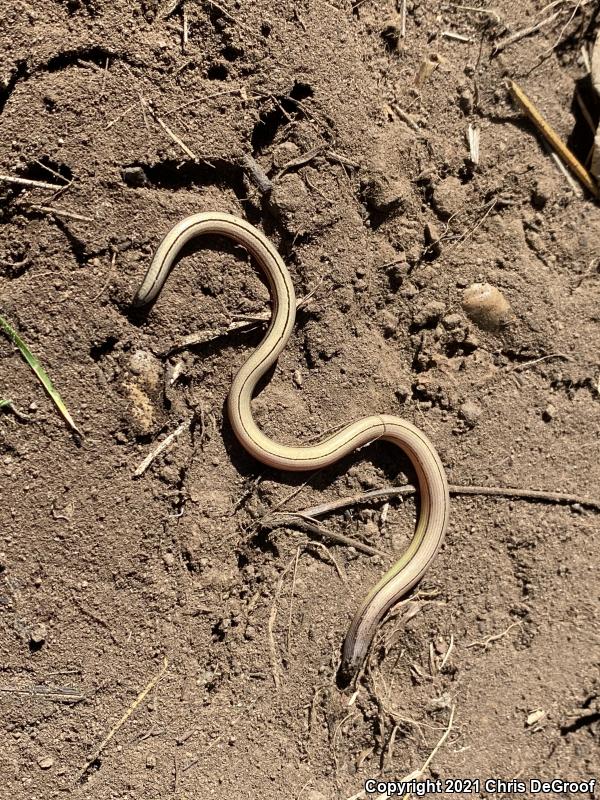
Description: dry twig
493,10,561,54
507,79,598,197
134,418,192,477
0,174,65,191
259,512,385,557
80,657,169,779
21,204,94,223
466,620,522,649
298,483,600,516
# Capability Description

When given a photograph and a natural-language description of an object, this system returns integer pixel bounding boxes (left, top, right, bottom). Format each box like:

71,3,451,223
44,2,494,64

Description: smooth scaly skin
133,211,450,682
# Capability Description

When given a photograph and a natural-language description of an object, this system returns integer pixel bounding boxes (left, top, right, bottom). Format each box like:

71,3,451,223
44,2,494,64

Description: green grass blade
0,313,81,435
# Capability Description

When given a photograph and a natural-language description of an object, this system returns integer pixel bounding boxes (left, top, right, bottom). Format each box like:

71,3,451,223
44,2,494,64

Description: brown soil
1,1,599,798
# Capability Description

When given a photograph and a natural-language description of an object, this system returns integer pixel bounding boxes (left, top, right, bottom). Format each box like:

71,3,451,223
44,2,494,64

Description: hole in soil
222,45,243,62
207,63,228,80
560,711,600,735
44,45,114,73
211,620,227,641
122,158,245,201
567,73,599,170
251,82,315,152
0,248,31,279
21,157,73,185
0,60,28,114
89,335,118,362
63,0,98,15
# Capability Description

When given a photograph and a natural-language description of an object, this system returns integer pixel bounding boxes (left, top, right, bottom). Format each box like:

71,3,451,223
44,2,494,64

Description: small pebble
424,221,442,256
29,623,47,646
459,400,482,427
442,313,463,330
37,756,54,770
146,754,156,769
163,552,175,567
121,166,148,187
244,625,256,640
462,283,511,331
542,402,557,422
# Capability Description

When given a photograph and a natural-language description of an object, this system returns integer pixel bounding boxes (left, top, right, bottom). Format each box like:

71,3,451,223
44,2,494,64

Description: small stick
325,149,360,169
165,285,321,355
546,146,583,193
154,113,198,160
399,0,406,37
409,704,456,788
280,145,325,174
391,104,422,133
79,657,168,779
106,101,139,129
0,174,65,191
22,204,94,223
32,160,71,185
451,198,497,249
448,4,500,22
259,512,385,557
0,399,35,422
134,418,192,477
241,153,273,194
493,10,561,54
507,78,598,196
182,1,189,52
268,469,324,513
0,684,85,702
268,556,296,689
466,620,522,649
574,89,596,135
309,541,347,583
100,56,109,97
442,31,474,42
345,705,456,800
547,0,583,53
286,547,301,653
438,633,455,671
509,352,572,371
298,483,600,517
92,251,117,302
581,43,591,73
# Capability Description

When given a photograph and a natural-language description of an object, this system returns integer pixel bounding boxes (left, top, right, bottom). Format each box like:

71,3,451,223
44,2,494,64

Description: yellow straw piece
507,79,598,198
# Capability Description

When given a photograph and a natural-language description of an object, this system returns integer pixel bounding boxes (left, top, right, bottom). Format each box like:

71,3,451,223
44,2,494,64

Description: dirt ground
1,1,599,798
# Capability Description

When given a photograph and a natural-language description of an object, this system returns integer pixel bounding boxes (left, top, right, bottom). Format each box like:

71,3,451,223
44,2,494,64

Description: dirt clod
432,176,467,219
